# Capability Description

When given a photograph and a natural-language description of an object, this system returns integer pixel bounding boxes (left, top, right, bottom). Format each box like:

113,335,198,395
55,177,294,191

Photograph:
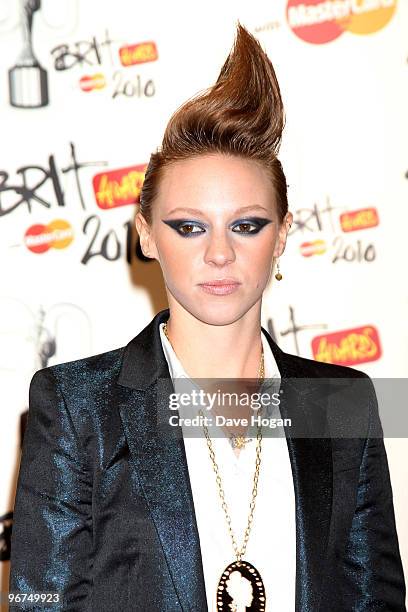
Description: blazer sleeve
9,367,93,611
341,375,406,611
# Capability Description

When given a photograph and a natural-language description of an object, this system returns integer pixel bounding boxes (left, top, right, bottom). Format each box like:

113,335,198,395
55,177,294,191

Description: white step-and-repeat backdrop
1,0,407,603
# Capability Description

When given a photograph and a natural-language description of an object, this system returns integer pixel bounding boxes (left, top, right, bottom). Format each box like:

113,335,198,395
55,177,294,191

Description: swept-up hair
140,21,288,225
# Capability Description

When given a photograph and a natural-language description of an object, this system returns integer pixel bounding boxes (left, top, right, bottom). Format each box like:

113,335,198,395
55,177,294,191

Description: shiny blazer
9,308,406,611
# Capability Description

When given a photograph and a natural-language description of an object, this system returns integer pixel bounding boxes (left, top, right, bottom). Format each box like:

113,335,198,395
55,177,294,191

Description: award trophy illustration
8,0,49,108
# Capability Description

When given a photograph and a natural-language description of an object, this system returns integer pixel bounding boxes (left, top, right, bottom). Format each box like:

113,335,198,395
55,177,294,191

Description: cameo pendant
216,560,266,611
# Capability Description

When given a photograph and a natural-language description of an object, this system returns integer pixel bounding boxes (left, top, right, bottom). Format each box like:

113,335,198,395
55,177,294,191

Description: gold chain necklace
163,320,266,611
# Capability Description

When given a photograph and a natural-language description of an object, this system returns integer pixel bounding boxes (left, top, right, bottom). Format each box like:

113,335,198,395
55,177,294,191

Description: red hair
140,22,288,224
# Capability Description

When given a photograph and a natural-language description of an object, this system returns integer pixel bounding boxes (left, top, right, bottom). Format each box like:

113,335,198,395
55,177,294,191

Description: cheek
243,234,275,265
244,235,275,286
155,237,196,281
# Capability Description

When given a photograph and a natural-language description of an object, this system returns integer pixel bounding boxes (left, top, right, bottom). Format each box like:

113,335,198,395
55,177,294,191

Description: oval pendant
216,560,266,611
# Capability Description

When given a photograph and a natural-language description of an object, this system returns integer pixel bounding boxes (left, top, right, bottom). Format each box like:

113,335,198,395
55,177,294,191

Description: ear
135,212,158,260
273,212,293,258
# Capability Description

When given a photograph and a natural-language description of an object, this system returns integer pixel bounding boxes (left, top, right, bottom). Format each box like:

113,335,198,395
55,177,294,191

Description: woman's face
136,154,292,326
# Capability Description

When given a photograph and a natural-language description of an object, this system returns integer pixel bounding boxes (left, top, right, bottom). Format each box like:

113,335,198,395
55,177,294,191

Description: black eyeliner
161,216,273,237
233,217,272,228
162,219,206,229
162,218,206,237
162,219,182,230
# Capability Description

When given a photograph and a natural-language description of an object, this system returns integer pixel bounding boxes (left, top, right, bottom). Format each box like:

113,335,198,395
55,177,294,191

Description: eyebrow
166,205,270,216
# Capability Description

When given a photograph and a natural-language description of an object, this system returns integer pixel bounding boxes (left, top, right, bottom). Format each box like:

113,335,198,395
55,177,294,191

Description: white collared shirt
159,323,296,611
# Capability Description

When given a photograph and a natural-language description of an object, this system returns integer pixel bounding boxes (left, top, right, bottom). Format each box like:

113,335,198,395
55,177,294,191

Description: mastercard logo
24,220,74,254
312,325,382,365
287,0,397,44
300,239,327,257
79,73,106,92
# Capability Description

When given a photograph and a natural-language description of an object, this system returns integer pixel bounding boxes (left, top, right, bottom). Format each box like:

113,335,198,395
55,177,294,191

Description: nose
203,229,236,267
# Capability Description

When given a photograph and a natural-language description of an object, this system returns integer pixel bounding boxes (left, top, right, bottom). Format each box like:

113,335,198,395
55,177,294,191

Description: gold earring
275,259,283,281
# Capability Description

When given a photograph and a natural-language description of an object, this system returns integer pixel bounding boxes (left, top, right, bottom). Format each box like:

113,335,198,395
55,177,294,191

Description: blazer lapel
117,310,207,612
262,331,333,611
117,308,333,612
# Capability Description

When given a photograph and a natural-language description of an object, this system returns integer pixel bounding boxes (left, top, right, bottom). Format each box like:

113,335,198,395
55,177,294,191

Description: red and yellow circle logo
287,0,397,44
24,219,74,254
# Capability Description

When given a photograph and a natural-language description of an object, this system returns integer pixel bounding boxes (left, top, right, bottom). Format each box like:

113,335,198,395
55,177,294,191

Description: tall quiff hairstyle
140,22,288,225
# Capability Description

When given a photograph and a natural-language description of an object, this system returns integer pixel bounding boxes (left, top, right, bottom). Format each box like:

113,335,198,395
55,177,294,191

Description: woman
9,23,406,612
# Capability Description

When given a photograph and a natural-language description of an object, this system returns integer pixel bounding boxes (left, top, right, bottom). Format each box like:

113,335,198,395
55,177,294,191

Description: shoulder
278,349,377,416
280,347,371,380
281,350,380,438
30,345,126,392
28,346,129,447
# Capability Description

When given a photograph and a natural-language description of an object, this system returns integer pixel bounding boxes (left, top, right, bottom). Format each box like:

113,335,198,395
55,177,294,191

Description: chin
183,297,260,327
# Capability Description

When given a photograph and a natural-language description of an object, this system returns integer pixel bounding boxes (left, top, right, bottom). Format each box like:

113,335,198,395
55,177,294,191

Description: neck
164,299,264,380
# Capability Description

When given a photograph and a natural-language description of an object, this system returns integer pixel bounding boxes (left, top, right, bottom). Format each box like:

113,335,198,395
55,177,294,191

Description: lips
198,279,241,296
198,279,240,286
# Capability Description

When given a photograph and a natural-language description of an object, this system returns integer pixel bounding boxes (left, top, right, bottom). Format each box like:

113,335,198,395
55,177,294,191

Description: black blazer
9,308,406,611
